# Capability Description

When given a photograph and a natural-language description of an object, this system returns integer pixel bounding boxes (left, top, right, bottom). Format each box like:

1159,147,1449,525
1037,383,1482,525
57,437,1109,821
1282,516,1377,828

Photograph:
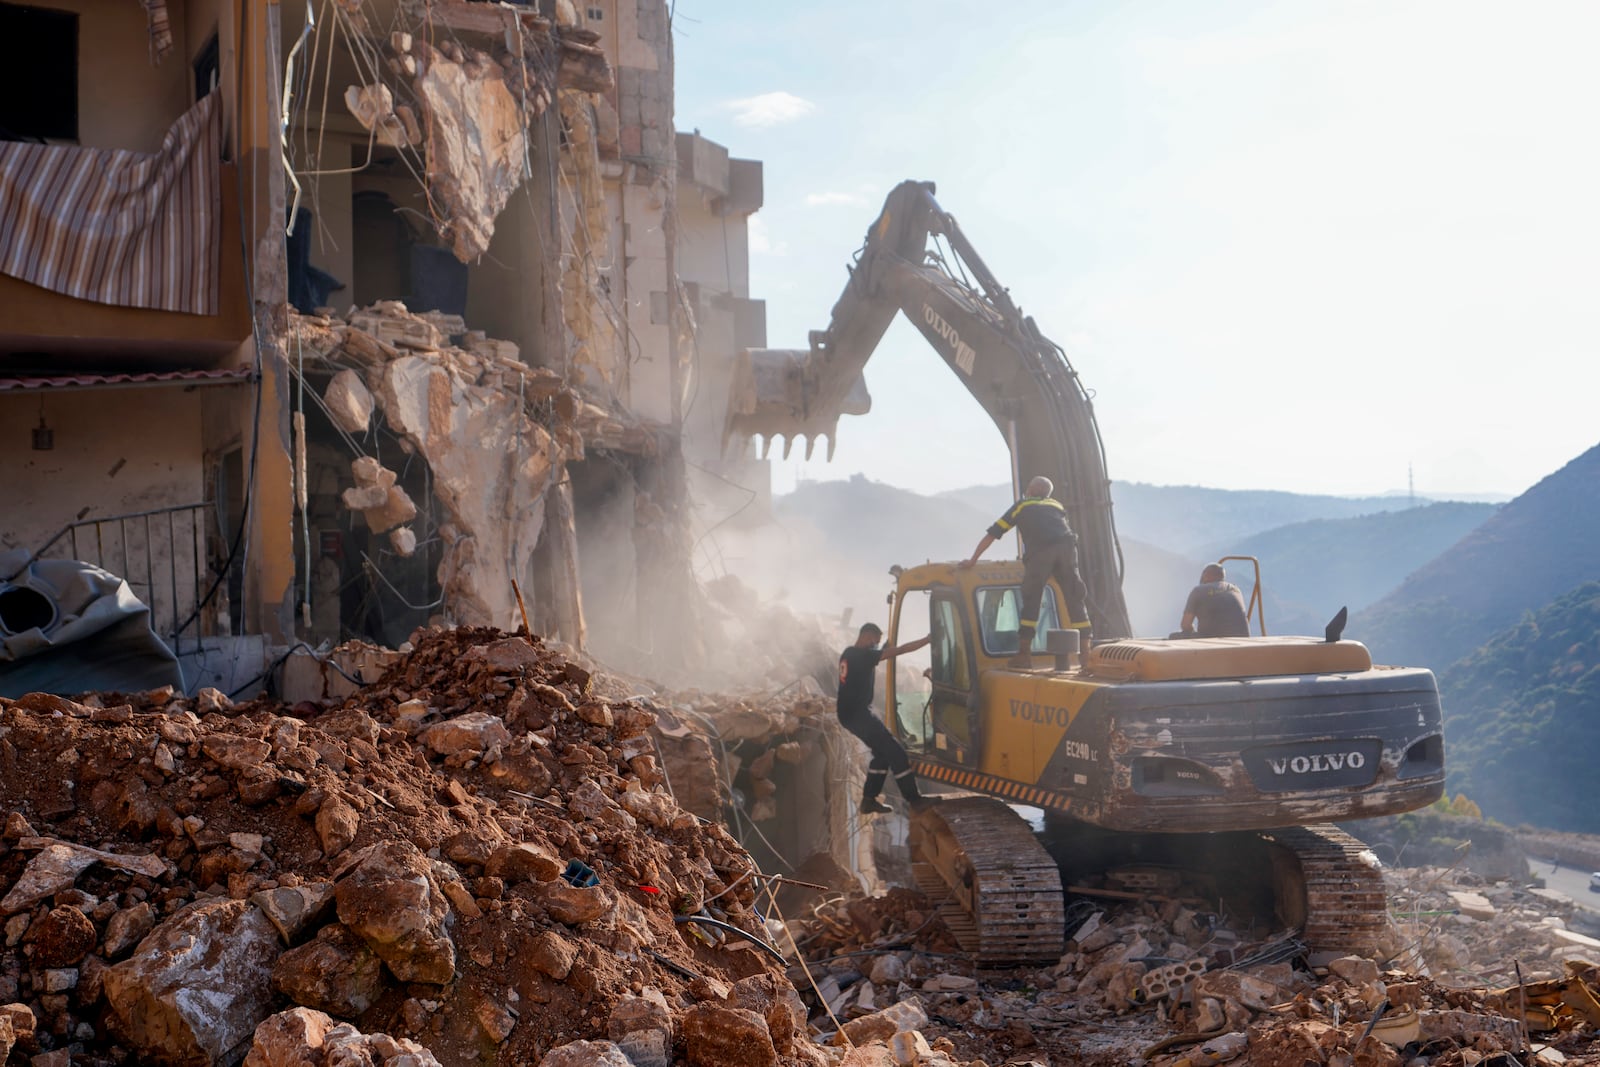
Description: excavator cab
885,559,1074,771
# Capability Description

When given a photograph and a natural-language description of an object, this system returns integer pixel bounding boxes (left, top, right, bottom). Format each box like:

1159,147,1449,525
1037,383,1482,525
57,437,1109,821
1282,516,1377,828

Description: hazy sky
674,0,1600,500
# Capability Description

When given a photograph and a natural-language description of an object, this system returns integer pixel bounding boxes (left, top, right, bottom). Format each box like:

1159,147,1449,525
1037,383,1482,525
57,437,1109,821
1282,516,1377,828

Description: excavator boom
724,180,1132,638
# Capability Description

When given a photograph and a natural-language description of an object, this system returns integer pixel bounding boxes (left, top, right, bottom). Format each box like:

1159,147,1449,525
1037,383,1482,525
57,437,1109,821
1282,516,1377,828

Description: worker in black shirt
838,622,933,814
1179,563,1251,637
958,475,1091,669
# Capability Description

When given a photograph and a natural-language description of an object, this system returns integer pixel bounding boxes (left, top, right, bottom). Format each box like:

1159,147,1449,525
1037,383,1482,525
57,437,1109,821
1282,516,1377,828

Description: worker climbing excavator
725,181,1446,967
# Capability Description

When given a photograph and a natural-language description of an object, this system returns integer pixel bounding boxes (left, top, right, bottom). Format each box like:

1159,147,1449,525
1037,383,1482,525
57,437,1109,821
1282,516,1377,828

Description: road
1529,858,1600,915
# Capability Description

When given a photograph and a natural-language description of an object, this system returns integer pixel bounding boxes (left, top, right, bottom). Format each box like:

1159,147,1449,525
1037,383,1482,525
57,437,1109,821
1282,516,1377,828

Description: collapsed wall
290,303,673,647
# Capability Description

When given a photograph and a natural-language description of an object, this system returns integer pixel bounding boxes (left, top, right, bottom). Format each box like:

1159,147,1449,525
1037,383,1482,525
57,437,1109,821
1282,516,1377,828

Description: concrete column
239,0,297,641
547,476,587,650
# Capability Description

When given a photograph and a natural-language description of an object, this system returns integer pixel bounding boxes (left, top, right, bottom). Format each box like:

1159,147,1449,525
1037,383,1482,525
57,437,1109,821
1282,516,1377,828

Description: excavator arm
725,180,1132,637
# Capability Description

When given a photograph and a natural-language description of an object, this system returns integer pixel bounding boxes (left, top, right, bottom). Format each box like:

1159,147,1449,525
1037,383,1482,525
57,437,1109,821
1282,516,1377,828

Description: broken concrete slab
1,841,166,914
102,898,281,1065
324,368,375,433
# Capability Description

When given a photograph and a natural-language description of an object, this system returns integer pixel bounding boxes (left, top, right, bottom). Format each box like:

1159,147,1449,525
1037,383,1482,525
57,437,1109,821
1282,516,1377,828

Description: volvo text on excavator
723,181,1445,966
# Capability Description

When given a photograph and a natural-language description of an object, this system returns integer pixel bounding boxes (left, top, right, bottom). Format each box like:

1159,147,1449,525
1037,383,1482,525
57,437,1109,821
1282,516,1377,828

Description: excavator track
1263,824,1393,958
908,797,1065,966
910,806,1393,966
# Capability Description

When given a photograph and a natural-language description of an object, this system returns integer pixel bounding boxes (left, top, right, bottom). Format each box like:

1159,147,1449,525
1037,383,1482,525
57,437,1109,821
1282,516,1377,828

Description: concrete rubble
779,856,1600,1065
8,626,1600,1064
0,627,933,1066
341,0,614,263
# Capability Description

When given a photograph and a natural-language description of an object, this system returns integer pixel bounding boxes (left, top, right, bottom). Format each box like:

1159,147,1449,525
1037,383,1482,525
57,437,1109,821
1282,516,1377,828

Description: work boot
859,797,892,815
1010,626,1036,670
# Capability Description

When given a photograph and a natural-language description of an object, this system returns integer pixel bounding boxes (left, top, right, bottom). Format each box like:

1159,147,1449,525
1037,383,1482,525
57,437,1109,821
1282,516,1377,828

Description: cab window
929,595,971,690
890,589,933,746
974,585,1060,656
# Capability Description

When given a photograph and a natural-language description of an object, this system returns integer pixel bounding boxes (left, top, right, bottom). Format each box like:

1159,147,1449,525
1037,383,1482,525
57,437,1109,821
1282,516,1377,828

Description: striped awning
0,92,221,316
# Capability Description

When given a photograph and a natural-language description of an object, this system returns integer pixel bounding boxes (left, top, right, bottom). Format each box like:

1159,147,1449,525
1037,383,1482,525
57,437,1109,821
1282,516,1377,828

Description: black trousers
839,709,910,776
1020,538,1090,632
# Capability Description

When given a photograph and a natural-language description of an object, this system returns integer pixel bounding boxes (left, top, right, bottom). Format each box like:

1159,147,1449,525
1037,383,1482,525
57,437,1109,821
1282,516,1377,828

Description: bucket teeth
721,348,866,454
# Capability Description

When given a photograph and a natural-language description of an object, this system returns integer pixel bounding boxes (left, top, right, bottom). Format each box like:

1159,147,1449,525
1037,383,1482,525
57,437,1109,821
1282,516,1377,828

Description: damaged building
0,7,899,1051
1,0,773,694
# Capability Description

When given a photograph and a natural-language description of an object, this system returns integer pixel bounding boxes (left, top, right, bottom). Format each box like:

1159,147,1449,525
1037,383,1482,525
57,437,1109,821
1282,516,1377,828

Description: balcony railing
29,502,220,658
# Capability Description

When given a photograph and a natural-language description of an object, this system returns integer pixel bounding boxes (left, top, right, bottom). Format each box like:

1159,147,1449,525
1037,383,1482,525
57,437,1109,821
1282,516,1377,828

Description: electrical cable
765,893,855,1050
226,639,365,700
672,915,786,966
359,551,444,611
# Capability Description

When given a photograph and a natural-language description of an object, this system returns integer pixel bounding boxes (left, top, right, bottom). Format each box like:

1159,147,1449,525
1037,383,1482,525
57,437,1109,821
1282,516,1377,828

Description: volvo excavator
724,181,1445,966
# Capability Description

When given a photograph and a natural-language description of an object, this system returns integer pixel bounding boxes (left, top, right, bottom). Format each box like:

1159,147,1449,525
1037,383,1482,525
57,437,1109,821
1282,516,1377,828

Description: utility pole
1408,464,1415,508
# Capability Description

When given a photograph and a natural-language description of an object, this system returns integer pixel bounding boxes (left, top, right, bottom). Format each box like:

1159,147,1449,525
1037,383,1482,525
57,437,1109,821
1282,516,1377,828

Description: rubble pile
0,626,898,1067
787,888,962,966
1384,863,1600,986
12,621,1600,1066
787,869,1600,1066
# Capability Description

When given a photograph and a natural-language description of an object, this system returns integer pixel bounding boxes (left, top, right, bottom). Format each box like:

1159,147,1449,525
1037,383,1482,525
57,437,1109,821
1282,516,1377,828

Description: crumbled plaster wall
291,309,576,633
372,356,560,628
409,38,542,262
557,90,620,385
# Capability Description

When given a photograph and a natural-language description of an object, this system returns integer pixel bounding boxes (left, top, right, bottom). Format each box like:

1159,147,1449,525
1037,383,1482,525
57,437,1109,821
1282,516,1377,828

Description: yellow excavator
725,181,1445,964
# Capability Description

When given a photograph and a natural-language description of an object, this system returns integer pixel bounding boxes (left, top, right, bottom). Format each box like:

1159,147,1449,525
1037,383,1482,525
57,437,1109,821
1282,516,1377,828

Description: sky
672,0,1600,501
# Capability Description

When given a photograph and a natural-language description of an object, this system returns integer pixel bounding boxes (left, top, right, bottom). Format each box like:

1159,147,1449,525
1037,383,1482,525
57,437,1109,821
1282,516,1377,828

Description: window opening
929,595,973,691
890,589,932,747
0,3,77,142
194,31,220,100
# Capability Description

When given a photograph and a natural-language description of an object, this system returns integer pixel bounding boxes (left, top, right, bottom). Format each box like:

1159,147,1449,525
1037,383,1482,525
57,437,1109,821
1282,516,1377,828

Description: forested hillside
1354,443,1600,672
1438,581,1600,833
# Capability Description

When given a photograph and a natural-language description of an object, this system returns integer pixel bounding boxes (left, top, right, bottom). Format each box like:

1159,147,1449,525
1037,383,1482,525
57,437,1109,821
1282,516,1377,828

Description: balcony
1,30,253,369
0,162,251,364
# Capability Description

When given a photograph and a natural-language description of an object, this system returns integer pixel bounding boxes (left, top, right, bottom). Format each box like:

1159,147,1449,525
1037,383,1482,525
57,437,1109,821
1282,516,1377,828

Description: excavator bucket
721,348,871,461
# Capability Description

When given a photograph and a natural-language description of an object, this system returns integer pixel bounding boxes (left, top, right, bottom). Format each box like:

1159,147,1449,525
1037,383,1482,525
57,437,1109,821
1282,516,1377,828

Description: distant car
1590,871,1600,893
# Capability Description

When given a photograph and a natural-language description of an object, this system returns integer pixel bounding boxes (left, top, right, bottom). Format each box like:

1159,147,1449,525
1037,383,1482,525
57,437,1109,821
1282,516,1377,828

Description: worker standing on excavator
959,476,1092,669
838,623,932,814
